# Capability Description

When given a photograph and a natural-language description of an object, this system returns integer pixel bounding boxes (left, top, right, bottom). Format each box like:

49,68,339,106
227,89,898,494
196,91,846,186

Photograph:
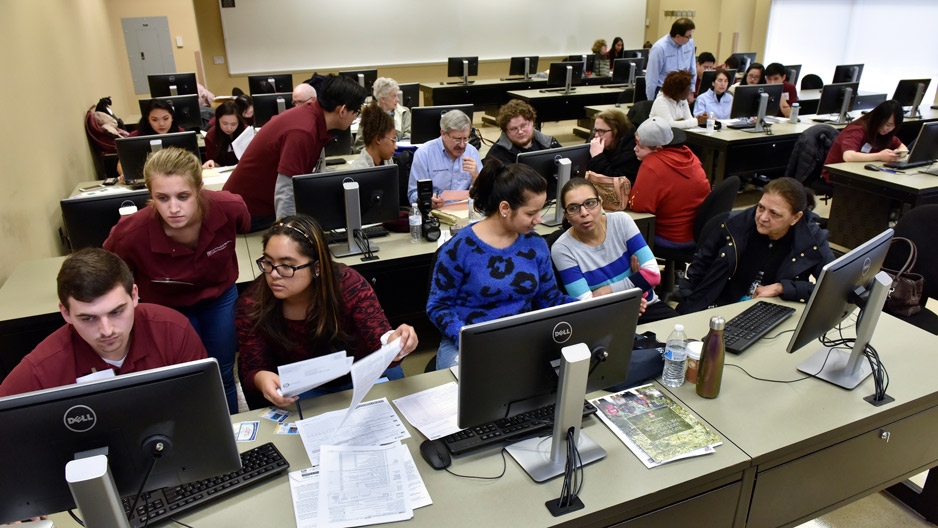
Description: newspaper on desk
590,383,721,468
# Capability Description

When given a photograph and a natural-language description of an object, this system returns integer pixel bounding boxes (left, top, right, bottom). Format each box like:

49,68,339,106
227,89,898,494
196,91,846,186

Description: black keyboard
122,442,289,525
442,401,597,456
324,225,390,245
723,301,796,354
727,122,755,130
884,160,933,169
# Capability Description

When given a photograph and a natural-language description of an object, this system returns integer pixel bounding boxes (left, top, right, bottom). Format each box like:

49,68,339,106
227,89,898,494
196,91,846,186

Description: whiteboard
218,0,647,75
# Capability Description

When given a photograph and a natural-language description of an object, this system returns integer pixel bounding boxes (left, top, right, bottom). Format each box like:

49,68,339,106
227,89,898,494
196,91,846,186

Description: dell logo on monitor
64,405,97,433
552,322,573,344
862,257,872,276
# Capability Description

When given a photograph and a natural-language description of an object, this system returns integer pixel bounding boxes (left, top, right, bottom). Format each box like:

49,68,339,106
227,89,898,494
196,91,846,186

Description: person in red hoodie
628,116,711,249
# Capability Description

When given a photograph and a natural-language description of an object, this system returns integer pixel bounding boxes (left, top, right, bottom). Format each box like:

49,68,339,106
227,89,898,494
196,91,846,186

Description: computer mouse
419,439,451,470
864,163,881,172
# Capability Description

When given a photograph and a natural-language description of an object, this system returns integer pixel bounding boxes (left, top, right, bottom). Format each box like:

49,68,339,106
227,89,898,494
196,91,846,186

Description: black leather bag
882,237,924,317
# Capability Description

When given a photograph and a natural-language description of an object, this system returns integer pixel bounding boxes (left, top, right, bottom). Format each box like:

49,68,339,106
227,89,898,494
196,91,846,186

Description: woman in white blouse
649,70,698,130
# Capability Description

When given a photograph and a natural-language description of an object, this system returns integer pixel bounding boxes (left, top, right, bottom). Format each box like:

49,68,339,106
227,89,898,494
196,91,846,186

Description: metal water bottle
696,316,726,399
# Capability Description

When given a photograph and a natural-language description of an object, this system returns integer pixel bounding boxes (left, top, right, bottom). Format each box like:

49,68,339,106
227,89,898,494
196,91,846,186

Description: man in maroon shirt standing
0,249,207,397
223,74,369,231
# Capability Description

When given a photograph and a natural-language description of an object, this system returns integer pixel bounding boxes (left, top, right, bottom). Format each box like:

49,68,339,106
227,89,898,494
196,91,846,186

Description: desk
507,86,626,125
420,78,547,109
824,161,938,249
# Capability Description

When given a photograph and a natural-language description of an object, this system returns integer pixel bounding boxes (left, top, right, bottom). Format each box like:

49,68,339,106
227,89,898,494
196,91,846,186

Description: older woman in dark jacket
677,177,835,314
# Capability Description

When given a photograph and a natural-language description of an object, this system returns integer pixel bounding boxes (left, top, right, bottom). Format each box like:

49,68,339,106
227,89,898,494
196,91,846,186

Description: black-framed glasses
563,197,601,215
256,257,314,278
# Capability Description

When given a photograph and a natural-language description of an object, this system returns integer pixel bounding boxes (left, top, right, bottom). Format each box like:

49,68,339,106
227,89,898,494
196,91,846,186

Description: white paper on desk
318,443,412,528
400,444,432,509
289,467,321,528
232,125,255,159
440,190,469,202
278,350,351,398
337,340,402,429
392,381,460,440
296,397,410,467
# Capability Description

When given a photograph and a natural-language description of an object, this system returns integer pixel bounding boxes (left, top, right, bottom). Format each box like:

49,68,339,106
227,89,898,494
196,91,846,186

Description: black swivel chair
800,74,824,90
627,100,654,128
654,176,741,302
883,204,938,334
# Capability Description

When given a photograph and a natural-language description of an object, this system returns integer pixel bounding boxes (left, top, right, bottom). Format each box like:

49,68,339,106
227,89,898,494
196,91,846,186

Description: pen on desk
881,168,904,174
296,401,303,420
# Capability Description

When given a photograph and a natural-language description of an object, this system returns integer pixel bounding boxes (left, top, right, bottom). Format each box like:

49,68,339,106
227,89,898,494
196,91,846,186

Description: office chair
800,74,824,91
654,176,740,302
883,204,938,334
784,124,839,202
627,100,654,128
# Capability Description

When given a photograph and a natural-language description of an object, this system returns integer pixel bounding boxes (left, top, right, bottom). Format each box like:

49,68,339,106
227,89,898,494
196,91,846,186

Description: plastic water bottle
706,112,715,135
661,324,689,387
409,203,422,243
789,102,800,124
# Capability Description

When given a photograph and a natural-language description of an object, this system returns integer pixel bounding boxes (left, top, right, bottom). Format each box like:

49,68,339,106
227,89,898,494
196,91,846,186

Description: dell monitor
814,82,859,125
248,74,293,95
729,83,784,133
115,131,200,184
605,57,646,89
409,104,473,145
293,165,400,258
446,56,479,85
788,229,893,391
896,121,938,168
61,189,151,251
517,143,591,226
0,359,240,525
507,56,539,80
137,94,201,131
783,64,802,87
458,288,643,479
339,69,378,93
252,92,294,127
832,64,864,84
545,61,585,94
696,69,737,96
398,82,420,108
147,73,197,97
566,54,596,76
892,79,931,119
621,48,649,62
730,52,757,73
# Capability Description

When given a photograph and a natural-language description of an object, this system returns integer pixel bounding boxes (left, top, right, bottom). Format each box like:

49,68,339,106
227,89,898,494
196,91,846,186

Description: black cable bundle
546,428,586,517
352,229,378,261
817,321,891,405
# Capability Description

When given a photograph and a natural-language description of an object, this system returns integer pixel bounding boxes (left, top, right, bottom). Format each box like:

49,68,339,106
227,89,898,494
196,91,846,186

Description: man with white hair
407,109,481,208
292,83,317,106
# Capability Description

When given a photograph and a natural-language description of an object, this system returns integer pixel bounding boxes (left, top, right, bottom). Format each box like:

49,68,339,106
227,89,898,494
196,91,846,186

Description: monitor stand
66,454,132,528
506,343,606,482
797,271,891,390
907,82,926,119
542,158,572,227
332,181,379,258
742,93,770,134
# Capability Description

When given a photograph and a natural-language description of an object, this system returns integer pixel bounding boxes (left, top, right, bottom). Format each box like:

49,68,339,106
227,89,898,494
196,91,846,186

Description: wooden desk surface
507,84,625,100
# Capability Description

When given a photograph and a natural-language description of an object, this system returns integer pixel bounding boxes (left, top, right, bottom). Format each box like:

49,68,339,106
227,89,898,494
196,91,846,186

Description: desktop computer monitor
60,188,151,250
612,58,646,84
546,62,585,90
622,49,649,62
147,73,197,97
815,82,859,119
508,56,539,77
137,94,201,131
409,104,473,145
783,64,802,86
458,288,643,429
696,69,737,96
252,92,294,127
248,74,293,95
446,57,479,80
892,79,931,116
729,83,784,120
787,229,893,390
293,165,400,257
832,64,864,84
339,69,378,93
730,52,757,73
566,54,596,75
0,359,240,524
517,143,590,203
398,82,420,108
901,121,938,166
115,131,200,185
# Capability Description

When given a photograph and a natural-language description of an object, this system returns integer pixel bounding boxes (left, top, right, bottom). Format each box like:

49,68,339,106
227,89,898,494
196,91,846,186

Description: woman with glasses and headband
103,147,250,413
349,103,397,169
236,215,418,409
586,108,641,184
551,178,676,322
483,99,561,166
427,161,576,370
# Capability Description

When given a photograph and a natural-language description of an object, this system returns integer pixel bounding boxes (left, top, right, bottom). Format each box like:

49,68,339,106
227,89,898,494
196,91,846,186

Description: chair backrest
886,204,938,305
627,100,654,128
800,74,823,90
693,176,740,242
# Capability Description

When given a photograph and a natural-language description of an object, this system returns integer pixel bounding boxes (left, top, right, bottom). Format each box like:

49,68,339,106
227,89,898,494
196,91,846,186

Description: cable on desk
725,363,815,384
547,427,585,516
444,448,508,480
352,229,377,261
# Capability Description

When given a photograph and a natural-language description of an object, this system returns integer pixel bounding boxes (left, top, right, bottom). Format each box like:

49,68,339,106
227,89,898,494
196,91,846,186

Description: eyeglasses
507,121,532,135
563,197,601,215
594,128,613,136
446,133,470,145
381,134,398,143
256,257,314,278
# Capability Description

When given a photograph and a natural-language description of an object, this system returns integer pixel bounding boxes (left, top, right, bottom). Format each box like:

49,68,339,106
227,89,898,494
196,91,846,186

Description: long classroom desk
420,76,617,110
44,299,938,527
506,85,626,125
824,160,938,249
